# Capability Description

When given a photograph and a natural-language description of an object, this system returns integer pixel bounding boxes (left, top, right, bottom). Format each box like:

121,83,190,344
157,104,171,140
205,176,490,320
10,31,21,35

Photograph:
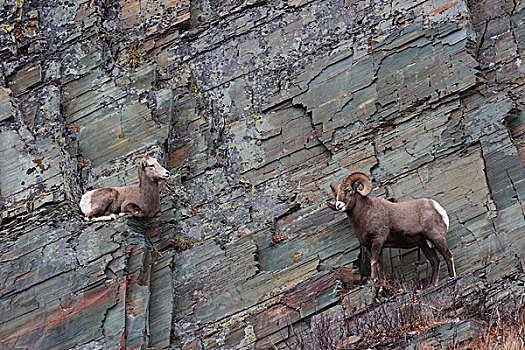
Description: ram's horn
343,172,372,197
326,201,337,211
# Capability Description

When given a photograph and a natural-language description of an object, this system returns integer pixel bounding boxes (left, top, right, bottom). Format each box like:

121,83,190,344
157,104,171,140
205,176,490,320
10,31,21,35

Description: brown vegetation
283,278,524,349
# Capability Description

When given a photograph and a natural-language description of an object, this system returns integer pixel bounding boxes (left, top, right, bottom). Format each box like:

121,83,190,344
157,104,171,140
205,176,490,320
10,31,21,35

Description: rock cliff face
0,0,524,349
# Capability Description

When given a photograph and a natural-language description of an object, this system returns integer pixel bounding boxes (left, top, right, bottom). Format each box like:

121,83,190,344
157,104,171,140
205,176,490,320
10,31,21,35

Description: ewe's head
134,155,170,181
326,172,372,212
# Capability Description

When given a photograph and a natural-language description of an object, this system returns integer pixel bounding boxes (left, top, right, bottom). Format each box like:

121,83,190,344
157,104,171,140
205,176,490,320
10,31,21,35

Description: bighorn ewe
326,172,456,287
79,155,170,221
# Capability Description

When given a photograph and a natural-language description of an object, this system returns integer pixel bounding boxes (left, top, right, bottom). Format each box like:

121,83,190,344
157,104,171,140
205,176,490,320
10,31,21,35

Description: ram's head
326,172,372,212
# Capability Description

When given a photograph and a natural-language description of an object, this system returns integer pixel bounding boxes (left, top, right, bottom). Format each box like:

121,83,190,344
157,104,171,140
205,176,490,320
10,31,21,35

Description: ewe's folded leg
90,215,115,222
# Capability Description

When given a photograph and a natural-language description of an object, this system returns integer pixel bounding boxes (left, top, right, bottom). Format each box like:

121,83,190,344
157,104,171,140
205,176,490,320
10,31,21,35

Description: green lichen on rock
0,0,524,349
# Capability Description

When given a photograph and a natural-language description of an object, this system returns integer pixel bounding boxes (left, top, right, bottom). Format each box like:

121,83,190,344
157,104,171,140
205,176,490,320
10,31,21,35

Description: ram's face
142,157,170,181
327,181,355,212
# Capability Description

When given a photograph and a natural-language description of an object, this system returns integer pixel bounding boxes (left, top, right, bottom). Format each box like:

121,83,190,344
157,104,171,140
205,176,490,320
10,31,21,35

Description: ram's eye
148,164,155,168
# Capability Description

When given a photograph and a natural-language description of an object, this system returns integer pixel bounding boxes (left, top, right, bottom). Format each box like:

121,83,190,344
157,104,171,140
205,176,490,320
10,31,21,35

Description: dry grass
464,325,525,350
351,283,454,348
283,312,351,350
282,277,524,350
452,293,525,350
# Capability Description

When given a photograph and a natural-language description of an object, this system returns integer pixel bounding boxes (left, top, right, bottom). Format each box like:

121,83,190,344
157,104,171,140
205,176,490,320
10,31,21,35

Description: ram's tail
431,199,449,231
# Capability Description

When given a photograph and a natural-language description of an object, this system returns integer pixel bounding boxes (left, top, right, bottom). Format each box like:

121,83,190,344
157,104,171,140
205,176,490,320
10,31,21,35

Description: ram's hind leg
421,245,440,287
432,237,456,278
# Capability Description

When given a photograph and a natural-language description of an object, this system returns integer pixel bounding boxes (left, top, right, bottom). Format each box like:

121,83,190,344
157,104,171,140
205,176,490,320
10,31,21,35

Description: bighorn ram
326,172,456,287
79,155,169,221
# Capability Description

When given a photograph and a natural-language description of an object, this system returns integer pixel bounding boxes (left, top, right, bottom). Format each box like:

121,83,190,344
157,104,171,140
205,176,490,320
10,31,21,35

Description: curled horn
132,154,146,161
344,172,372,197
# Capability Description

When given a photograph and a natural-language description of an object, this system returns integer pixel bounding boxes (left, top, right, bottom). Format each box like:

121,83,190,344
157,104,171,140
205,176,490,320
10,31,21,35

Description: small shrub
352,288,452,347
280,275,524,350
285,312,351,350
452,292,525,350
172,236,196,252
118,44,146,68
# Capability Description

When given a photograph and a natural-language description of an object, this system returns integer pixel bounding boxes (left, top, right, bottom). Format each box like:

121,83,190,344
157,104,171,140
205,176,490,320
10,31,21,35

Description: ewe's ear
330,182,339,195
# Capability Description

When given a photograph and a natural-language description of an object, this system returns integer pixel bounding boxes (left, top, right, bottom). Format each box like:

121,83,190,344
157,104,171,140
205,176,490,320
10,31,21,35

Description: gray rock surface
0,0,524,349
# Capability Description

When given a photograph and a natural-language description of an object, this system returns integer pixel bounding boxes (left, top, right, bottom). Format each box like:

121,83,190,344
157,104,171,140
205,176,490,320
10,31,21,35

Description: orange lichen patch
368,40,380,53
32,157,51,172
77,159,86,169
118,133,126,139
70,122,78,132
269,234,287,247
431,2,458,16
290,251,301,263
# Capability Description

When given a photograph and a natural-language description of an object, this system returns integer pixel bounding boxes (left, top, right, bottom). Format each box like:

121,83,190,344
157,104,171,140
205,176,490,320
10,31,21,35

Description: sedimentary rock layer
0,0,523,349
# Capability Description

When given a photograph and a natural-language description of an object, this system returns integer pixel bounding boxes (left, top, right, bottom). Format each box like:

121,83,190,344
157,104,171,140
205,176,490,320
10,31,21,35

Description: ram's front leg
369,242,385,284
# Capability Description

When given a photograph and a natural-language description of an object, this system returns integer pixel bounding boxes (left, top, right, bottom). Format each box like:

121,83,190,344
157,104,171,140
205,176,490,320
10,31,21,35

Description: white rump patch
431,199,449,230
90,215,115,222
79,190,94,217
